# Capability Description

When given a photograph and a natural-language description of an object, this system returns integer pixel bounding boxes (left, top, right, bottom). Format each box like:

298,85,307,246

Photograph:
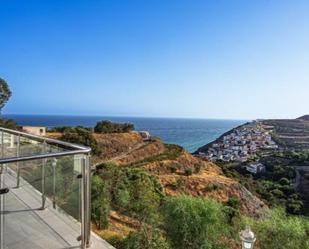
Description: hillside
47,130,267,217
262,117,309,150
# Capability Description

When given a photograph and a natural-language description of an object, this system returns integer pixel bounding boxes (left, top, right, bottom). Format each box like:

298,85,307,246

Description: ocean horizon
3,114,247,152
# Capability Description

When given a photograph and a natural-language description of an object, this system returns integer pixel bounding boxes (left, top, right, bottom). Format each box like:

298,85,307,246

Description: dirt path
93,141,149,167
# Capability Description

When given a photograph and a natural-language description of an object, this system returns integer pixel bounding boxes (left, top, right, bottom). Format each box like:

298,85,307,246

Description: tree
60,127,100,155
118,228,171,249
251,208,309,249
94,120,134,133
91,175,110,229
0,78,12,113
162,195,229,249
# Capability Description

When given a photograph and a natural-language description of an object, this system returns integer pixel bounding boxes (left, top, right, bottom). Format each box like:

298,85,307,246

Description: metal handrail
0,126,91,151
0,127,91,164
0,149,90,164
0,127,92,249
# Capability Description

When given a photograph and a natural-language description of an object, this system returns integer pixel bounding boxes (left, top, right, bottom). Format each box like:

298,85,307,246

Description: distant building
23,126,46,136
138,131,151,141
245,163,265,174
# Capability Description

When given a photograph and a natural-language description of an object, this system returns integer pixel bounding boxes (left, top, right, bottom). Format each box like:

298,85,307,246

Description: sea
3,114,246,153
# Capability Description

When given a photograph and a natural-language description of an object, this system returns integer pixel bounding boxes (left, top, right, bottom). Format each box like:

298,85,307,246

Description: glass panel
0,154,84,249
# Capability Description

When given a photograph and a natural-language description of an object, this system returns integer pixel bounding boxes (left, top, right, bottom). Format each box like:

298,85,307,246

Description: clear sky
0,0,308,119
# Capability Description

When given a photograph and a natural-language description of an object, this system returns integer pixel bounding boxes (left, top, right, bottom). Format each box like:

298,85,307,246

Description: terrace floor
0,171,114,249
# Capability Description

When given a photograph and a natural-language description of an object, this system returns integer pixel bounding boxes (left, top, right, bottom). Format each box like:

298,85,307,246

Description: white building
245,163,265,174
23,126,46,136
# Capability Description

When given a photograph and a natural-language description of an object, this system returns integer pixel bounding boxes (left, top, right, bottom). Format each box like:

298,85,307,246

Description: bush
224,197,240,225
0,118,21,130
118,228,171,249
279,177,290,186
194,163,202,173
96,164,163,225
203,183,221,192
184,168,193,176
61,127,100,155
170,179,184,190
169,164,178,173
250,209,309,249
94,120,134,133
91,175,110,229
270,189,284,199
106,235,124,248
162,195,229,249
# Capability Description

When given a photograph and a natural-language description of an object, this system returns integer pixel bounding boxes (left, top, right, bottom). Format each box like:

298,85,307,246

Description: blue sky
0,0,308,119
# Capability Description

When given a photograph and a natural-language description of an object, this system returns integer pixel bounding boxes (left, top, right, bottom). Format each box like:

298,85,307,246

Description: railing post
81,154,91,248
0,163,3,249
0,131,4,249
0,131,3,175
40,140,47,210
52,158,57,209
16,135,21,188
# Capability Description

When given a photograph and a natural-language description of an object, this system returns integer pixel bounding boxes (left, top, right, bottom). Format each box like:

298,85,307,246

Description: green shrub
279,177,290,186
118,228,170,249
91,175,110,229
94,120,134,133
224,197,240,225
184,168,193,176
106,235,124,248
194,163,202,173
250,209,309,249
169,164,178,173
61,127,100,155
96,164,163,225
170,179,184,190
0,118,21,130
270,189,284,199
162,195,229,249
203,183,221,192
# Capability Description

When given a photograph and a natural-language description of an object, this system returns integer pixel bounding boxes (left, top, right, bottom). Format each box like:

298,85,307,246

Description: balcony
0,127,114,249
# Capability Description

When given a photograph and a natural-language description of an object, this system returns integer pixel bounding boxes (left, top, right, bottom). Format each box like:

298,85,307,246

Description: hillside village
197,122,278,162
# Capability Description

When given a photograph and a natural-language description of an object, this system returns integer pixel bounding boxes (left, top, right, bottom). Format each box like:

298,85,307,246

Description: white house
23,126,46,136
245,163,265,174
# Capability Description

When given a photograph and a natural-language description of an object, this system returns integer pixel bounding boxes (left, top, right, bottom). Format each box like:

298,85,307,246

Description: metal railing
0,127,92,249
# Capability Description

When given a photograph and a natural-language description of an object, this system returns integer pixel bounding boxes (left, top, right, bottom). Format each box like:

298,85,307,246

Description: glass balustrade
0,128,93,249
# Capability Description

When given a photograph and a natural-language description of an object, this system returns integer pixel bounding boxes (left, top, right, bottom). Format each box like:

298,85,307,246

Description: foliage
0,118,21,130
218,153,305,215
0,78,12,112
203,183,222,192
118,228,171,249
250,209,309,249
95,163,163,225
162,195,229,249
94,120,134,133
91,175,110,229
48,126,92,133
60,127,100,155
170,179,184,190
184,168,193,176
169,164,178,173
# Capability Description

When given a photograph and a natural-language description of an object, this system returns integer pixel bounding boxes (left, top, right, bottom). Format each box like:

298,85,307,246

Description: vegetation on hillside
92,163,309,249
60,127,101,155
0,118,21,130
94,120,134,133
217,151,308,215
